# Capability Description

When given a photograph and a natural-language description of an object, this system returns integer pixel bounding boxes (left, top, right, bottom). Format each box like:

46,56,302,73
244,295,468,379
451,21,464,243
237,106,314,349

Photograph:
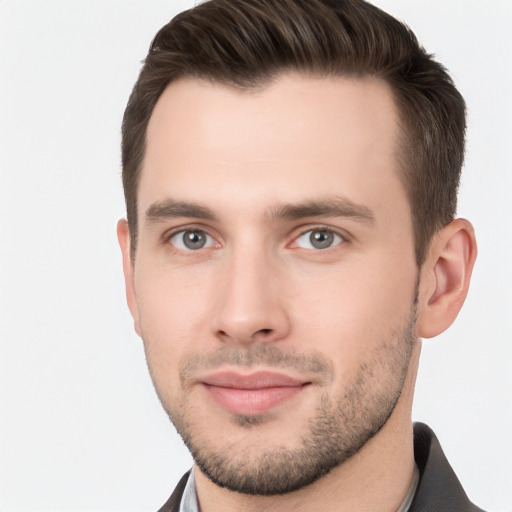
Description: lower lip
204,384,305,415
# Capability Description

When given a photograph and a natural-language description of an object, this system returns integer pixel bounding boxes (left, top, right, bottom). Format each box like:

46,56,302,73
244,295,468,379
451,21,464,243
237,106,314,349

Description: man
117,0,482,510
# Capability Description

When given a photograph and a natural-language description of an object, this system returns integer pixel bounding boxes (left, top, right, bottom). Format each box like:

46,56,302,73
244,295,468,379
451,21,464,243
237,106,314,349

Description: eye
294,229,344,250
169,230,216,251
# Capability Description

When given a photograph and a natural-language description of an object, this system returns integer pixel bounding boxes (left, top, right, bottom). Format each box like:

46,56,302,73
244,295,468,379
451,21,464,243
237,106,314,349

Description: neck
195,342,421,512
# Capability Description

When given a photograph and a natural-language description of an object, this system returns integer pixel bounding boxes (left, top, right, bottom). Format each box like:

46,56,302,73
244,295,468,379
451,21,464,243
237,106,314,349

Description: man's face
123,75,420,494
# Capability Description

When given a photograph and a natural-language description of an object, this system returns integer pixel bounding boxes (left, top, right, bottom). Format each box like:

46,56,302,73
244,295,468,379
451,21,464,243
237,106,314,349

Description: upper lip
200,370,308,389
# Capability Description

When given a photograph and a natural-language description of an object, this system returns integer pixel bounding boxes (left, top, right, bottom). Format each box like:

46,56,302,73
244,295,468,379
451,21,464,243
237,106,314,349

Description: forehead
140,74,404,221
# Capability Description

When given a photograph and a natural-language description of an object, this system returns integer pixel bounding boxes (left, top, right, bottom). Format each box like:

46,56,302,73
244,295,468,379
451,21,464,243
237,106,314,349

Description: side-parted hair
122,0,466,265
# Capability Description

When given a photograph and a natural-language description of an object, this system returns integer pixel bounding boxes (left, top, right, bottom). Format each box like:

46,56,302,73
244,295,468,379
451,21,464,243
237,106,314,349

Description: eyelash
290,225,348,251
162,224,350,253
162,225,219,252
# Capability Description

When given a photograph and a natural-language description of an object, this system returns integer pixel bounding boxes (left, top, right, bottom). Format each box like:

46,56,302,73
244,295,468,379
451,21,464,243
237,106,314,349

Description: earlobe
417,218,477,339
117,219,142,337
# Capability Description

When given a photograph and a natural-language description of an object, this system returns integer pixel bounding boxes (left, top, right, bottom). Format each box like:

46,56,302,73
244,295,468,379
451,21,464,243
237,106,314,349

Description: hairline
129,70,426,263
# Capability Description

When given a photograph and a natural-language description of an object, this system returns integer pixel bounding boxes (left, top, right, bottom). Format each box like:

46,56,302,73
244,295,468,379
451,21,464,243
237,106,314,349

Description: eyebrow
144,196,375,225
267,197,375,224
145,199,217,224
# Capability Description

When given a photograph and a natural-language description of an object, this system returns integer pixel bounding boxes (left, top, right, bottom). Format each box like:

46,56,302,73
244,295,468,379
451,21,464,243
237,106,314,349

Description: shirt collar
179,464,420,512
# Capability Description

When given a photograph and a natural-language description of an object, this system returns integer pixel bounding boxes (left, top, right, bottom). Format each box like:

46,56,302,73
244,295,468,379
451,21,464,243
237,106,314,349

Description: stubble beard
148,301,418,496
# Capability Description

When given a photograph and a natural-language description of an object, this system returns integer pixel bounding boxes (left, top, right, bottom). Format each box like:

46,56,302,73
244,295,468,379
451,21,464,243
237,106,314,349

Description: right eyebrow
145,198,217,224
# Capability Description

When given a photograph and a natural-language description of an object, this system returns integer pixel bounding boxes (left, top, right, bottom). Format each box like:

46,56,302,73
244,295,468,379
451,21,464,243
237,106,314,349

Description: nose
210,248,291,345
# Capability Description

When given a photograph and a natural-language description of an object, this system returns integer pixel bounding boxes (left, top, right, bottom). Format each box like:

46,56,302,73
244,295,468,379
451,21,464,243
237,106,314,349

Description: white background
0,1,510,511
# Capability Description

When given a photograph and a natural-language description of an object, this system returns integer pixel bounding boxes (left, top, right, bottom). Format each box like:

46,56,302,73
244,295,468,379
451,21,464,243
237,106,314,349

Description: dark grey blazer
157,423,485,512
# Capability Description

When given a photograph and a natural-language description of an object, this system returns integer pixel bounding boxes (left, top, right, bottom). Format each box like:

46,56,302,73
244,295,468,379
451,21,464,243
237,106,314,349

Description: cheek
289,258,417,368
134,266,214,384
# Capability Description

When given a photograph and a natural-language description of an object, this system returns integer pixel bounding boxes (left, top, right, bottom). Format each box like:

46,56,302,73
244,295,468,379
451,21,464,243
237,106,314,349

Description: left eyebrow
266,196,375,224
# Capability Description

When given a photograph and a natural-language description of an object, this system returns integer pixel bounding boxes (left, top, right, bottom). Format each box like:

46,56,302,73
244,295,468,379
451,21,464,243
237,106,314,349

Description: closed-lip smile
200,370,311,416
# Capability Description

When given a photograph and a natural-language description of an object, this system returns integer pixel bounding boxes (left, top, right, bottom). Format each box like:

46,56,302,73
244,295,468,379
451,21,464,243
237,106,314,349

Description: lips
200,371,310,415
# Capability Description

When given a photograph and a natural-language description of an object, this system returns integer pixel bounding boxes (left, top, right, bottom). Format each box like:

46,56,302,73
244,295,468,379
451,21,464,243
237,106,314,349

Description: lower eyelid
163,226,348,251
293,229,345,247
167,229,217,251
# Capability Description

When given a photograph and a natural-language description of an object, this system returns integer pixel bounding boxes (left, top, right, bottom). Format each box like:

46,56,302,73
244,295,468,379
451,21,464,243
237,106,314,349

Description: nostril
257,328,273,336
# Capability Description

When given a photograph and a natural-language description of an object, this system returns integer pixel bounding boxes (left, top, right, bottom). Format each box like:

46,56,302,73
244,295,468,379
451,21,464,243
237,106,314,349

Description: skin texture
118,74,477,512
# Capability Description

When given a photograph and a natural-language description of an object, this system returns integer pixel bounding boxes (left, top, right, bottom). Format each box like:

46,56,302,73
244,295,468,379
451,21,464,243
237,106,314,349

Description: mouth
200,370,311,416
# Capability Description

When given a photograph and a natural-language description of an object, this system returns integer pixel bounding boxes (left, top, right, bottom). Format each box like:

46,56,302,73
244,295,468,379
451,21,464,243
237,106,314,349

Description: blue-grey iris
310,230,334,249
183,231,207,250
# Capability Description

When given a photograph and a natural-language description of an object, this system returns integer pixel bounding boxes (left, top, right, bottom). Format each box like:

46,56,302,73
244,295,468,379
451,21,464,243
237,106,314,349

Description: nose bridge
211,241,289,344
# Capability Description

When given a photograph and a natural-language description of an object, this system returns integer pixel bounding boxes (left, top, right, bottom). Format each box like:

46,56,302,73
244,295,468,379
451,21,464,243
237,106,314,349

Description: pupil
310,230,333,249
184,231,206,249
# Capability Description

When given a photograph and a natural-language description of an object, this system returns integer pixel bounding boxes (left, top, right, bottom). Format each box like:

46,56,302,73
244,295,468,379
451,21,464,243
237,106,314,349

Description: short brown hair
122,0,466,265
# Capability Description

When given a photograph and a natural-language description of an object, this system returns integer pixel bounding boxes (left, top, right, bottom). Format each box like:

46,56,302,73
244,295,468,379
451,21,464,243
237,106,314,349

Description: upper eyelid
290,224,351,242
287,229,349,253
161,223,219,242
164,227,221,255
159,222,352,247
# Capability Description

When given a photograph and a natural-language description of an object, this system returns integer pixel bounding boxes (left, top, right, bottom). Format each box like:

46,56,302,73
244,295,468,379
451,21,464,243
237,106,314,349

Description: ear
117,219,142,337
417,218,477,339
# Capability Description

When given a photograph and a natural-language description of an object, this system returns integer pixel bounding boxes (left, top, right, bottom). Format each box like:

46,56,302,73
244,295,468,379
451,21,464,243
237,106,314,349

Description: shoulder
410,423,486,512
